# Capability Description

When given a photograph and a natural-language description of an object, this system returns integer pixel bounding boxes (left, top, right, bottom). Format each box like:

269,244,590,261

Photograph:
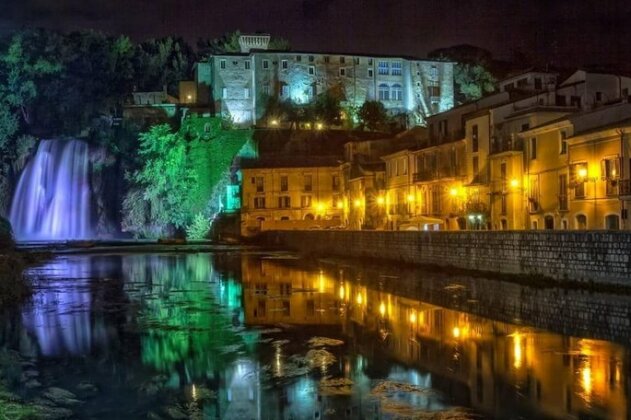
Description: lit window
254,197,265,209
430,65,438,79
222,87,228,99
282,60,288,69
301,195,312,208
391,84,403,101
220,59,226,69
378,83,390,101
378,61,389,75
262,59,269,69
278,196,291,208
391,61,402,76
244,88,250,99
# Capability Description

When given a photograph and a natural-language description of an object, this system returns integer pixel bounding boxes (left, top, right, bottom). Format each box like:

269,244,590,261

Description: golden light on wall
379,302,386,317
354,199,362,208
513,332,523,369
377,196,385,206
318,271,325,293
316,202,327,213
578,167,588,179
449,187,458,197
409,310,417,324
339,283,345,300
452,326,461,339
406,194,415,203
356,292,363,305
510,178,519,188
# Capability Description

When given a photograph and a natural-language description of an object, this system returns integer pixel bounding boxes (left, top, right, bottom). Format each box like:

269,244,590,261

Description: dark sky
2,0,631,67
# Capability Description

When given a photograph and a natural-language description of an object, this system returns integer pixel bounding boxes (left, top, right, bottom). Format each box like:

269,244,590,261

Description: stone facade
261,230,631,285
202,50,454,126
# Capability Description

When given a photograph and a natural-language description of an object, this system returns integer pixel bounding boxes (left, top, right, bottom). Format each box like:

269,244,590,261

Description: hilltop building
190,34,454,127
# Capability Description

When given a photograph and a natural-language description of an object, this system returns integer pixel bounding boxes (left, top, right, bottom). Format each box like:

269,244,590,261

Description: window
427,81,440,97
222,87,228,99
544,215,554,230
324,56,330,63
500,162,507,181
571,163,587,198
254,197,266,209
281,85,289,97
521,123,530,132
262,59,270,69
262,85,270,96
301,195,312,208
530,137,537,160
255,299,266,317
304,174,313,191
368,59,373,65
368,68,373,78
296,55,301,62
391,84,403,101
220,59,226,69
245,61,251,70
339,68,346,77
576,214,587,230
340,56,345,64
605,214,620,230
391,61,402,76
559,174,568,210
255,176,264,192
243,88,250,99
378,84,390,101
332,175,340,191
280,176,288,192
472,125,479,152
431,187,441,214
603,157,620,179
282,60,288,69
378,61,389,75
280,283,292,296
308,55,314,62
534,77,542,90
282,300,290,316
596,91,603,101
278,196,291,208
354,57,360,64
560,130,568,154
501,194,507,215
430,65,438,79
308,66,315,75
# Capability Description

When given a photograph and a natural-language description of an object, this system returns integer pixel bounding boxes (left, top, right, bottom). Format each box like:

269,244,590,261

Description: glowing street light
578,167,588,179
316,202,326,213
449,187,458,197
376,196,385,206
270,119,279,127
354,199,362,208
406,194,415,203
316,122,324,130
510,178,519,188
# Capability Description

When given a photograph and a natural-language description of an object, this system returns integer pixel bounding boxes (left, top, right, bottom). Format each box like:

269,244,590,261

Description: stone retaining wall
260,230,631,285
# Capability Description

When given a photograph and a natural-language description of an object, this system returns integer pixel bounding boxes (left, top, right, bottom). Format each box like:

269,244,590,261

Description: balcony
413,167,465,183
413,171,438,182
620,179,631,197
490,136,524,155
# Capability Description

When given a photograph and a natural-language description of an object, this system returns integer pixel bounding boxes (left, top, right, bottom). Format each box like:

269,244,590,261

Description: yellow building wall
241,166,343,236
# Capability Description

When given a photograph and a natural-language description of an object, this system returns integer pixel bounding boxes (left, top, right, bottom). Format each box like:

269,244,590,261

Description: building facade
194,35,454,127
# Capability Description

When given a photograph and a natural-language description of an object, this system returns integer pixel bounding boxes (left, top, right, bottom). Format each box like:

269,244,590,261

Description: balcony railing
620,179,631,197
413,167,466,183
490,136,524,155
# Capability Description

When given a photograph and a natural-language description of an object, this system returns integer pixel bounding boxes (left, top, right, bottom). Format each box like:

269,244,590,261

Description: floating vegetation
307,337,344,347
319,376,354,396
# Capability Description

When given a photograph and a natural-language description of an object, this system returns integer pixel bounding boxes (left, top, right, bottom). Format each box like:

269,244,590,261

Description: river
0,250,629,419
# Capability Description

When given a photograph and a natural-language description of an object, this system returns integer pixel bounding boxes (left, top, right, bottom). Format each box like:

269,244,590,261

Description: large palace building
189,34,454,127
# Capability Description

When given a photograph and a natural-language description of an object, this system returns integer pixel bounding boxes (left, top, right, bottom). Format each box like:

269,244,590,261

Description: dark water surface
1,251,630,419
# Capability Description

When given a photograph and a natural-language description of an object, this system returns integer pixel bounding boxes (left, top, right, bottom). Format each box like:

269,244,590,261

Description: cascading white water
9,139,93,241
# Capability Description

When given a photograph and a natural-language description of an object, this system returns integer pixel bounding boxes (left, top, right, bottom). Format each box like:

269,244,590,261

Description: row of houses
240,68,631,234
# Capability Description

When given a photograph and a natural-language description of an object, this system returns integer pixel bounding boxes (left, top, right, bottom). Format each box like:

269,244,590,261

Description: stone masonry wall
261,230,631,285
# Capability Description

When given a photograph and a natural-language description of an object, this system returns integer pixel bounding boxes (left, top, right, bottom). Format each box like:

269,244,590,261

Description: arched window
575,214,587,230
605,214,620,230
391,84,403,101
378,84,390,101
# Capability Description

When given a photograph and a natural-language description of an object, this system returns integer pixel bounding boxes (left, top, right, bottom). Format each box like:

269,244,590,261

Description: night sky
3,0,631,68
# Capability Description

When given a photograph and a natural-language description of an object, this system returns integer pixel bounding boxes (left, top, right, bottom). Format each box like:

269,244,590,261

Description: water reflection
5,253,630,419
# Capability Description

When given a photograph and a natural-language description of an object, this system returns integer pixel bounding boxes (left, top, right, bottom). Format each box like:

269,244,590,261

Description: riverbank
258,230,631,287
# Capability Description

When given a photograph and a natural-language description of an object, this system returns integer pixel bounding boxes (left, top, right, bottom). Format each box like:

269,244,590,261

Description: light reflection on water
3,252,629,419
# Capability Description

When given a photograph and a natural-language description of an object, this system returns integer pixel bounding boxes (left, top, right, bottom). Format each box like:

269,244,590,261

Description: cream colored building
240,157,343,236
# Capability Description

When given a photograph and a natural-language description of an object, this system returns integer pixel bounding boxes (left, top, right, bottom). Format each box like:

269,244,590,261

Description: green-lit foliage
186,213,211,240
124,124,196,237
124,118,252,238
123,254,248,377
428,44,497,104
358,100,388,131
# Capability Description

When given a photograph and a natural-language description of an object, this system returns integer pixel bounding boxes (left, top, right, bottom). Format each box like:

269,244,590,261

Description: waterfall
9,139,93,241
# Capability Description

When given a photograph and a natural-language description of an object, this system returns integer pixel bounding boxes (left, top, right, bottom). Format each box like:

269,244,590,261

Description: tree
428,44,498,104
314,91,342,126
197,30,291,57
358,101,388,131
124,124,197,237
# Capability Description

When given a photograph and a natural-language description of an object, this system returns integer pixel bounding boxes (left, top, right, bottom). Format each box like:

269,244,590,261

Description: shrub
186,213,211,240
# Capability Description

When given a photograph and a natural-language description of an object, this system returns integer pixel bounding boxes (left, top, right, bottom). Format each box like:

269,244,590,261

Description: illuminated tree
358,100,388,131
